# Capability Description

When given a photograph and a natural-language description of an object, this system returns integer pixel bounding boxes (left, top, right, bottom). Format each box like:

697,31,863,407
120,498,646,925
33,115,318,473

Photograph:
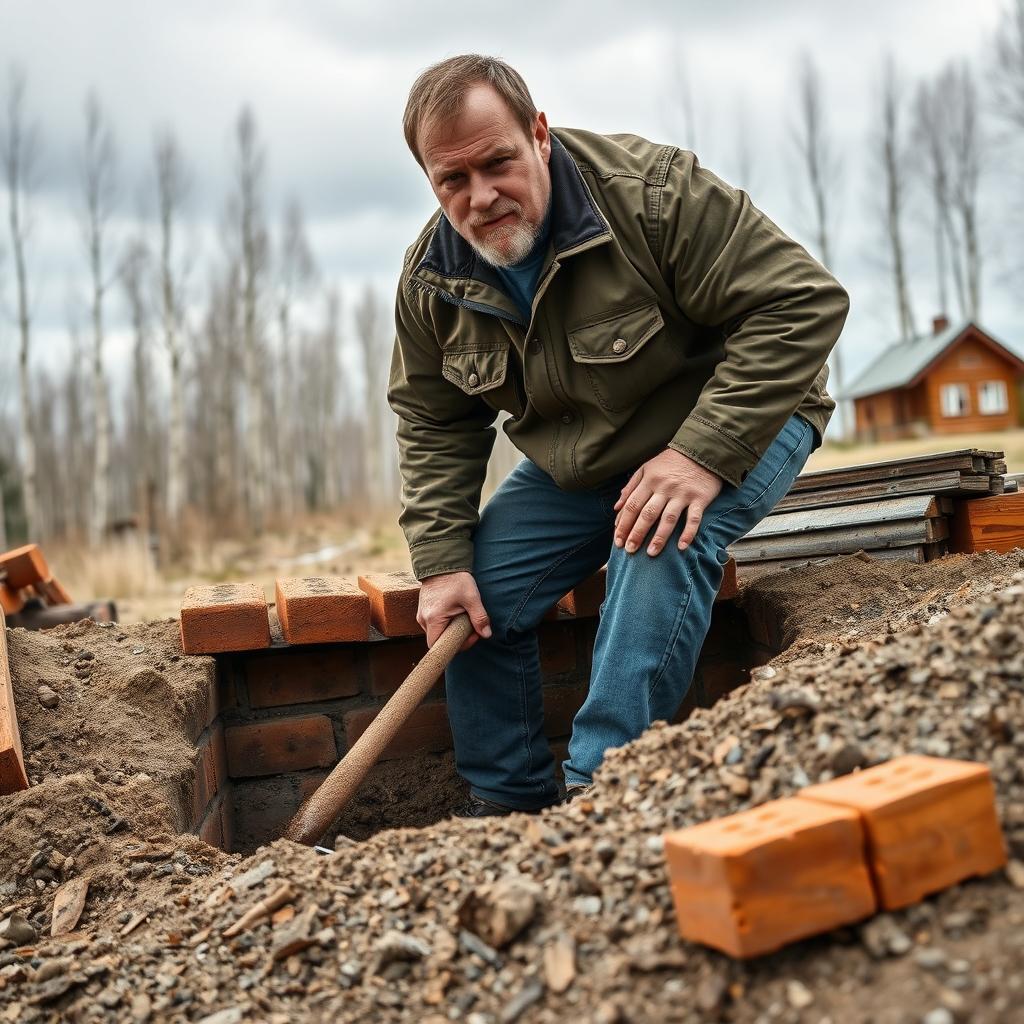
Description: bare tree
355,284,392,506
2,66,41,539
229,107,269,532
154,128,190,543
791,52,848,435
79,91,117,545
875,57,917,341
992,0,1024,132
274,198,316,518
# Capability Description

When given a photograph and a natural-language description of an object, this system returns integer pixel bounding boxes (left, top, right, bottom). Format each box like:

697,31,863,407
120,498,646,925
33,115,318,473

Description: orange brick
357,572,423,637
0,585,25,617
191,736,218,825
225,716,337,778
219,787,235,853
367,637,430,695
538,621,576,676
33,576,72,606
209,721,228,790
0,608,28,795
664,797,876,958
245,648,360,707
718,556,738,601
275,576,370,645
199,795,224,848
180,583,270,654
343,701,451,760
0,544,49,589
558,567,606,618
799,755,1007,909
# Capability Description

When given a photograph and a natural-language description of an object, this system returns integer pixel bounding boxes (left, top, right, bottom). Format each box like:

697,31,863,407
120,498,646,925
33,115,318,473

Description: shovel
284,612,474,846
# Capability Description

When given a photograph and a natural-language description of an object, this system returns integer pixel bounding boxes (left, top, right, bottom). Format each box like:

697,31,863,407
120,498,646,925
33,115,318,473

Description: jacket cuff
668,415,759,489
409,536,476,582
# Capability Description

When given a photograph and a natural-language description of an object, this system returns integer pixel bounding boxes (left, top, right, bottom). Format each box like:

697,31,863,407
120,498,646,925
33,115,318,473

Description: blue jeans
444,413,816,809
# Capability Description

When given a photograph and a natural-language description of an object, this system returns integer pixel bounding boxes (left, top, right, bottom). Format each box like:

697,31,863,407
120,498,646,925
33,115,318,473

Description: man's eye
444,173,462,185
491,157,510,168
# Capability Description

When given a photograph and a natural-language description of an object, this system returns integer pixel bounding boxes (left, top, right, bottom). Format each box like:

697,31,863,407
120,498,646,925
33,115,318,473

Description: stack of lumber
731,448,1007,576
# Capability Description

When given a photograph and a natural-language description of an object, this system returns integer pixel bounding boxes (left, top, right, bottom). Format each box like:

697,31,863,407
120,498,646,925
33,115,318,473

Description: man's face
420,83,552,268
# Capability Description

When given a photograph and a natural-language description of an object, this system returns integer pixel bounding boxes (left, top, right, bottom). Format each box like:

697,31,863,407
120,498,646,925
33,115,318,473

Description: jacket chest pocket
567,302,681,412
442,344,524,416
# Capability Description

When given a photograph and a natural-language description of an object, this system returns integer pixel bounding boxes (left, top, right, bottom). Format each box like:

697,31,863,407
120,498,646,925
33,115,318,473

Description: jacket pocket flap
442,346,509,395
567,303,665,364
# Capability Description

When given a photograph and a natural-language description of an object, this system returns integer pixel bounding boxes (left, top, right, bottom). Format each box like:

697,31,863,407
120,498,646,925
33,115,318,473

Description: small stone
695,971,729,1013
830,741,867,776
1006,860,1024,889
196,1009,244,1024
786,979,814,1009
922,1010,954,1024
0,913,37,946
500,979,544,1023
915,947,948,972
37,685,60,709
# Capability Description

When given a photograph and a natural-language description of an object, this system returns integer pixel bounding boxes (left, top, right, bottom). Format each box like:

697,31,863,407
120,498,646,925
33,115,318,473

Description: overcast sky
0,0,1018,435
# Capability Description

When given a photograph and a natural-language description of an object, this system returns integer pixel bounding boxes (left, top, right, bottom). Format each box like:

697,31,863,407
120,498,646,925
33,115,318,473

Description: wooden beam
789,448,1003,493
0,608,29,795
748,495,939,540
774,472,990,513
950,492,1024,554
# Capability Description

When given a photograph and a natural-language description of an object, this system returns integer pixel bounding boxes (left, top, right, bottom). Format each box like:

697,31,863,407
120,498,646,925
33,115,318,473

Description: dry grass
807,428,1024,473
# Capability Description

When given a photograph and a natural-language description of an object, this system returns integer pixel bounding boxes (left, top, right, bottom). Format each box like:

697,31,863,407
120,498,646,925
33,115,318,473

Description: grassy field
806,428,1024,473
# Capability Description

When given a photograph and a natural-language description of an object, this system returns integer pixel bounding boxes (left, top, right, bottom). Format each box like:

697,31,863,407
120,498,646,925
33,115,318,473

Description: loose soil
2,551,1024,1023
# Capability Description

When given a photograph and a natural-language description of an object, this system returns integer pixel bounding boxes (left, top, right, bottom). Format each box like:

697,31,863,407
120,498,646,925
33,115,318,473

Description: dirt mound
2,552,1024,1022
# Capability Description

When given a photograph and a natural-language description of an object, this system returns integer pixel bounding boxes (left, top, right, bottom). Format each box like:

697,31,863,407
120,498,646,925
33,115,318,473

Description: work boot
453,794,519,819
562,783,592,804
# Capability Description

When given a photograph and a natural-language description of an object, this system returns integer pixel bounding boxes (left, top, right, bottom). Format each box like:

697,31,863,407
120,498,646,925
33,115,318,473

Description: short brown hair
403,54,538,169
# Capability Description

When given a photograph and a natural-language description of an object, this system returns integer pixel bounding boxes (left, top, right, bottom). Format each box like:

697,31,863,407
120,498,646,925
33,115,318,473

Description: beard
464,198,546,269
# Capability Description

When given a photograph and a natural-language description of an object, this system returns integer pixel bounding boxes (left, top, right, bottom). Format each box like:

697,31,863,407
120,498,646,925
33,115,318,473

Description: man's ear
534,111,551,164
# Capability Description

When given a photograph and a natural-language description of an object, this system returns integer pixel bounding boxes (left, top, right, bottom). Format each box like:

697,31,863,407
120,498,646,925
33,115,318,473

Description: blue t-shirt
494,208,552,323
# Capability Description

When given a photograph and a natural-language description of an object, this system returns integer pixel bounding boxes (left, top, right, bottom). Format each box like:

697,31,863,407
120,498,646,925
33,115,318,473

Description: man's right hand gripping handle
417,571,493,652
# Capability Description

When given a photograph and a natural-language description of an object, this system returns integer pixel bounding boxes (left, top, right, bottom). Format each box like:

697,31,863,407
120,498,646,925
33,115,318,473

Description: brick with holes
799,754,1007,909
663,797,876,958
275,575,370,645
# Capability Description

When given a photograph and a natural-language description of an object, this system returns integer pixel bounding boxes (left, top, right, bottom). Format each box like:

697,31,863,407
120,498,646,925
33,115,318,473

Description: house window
940,383,970,417
979,380,1009,415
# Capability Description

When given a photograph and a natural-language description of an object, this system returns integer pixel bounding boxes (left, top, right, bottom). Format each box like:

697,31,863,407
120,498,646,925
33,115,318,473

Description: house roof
843,320,1024,400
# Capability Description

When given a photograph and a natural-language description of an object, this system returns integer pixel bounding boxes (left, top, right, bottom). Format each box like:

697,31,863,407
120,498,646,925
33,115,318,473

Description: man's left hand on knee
613,449,723,557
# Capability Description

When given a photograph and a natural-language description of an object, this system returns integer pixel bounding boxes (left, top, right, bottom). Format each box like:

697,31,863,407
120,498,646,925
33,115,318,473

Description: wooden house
846,317,1024,442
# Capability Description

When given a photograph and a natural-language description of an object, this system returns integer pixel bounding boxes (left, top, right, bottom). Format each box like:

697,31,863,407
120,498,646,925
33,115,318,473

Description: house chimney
932,314,949,335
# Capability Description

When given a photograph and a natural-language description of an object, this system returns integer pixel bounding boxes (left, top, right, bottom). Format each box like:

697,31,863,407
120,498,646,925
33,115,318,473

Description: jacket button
612,338,628,354
529,338,542,354
468,372,480,388
561,411,574,424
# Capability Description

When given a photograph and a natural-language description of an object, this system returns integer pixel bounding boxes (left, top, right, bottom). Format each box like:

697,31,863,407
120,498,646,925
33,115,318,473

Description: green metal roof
843,321,1021,400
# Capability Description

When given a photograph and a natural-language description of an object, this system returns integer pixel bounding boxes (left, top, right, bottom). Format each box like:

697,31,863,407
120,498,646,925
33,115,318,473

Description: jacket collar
414,131,612,285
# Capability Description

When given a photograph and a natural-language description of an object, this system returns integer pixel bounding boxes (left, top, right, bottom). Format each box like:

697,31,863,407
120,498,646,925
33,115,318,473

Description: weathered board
774,472,991,514
747,494,939,541
0,608,28,795
737,542,948,577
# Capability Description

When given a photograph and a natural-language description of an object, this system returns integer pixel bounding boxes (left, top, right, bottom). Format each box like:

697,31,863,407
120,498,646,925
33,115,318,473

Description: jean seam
647,549,697,699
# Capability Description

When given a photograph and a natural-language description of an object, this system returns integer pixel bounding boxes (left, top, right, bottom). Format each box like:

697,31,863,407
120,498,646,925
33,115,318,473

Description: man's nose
467,175,500,213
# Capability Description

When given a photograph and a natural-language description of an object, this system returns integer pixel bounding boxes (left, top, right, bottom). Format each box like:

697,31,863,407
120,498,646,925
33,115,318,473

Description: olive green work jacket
388,127,850,580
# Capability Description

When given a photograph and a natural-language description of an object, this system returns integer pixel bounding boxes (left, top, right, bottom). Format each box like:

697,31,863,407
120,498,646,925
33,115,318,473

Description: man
389,55,849,817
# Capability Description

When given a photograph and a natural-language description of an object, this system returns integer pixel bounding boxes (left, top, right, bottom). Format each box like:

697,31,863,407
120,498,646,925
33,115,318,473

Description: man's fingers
624,493,668,553
614,483,653,547
646,498,686,556
678,502,705,551
613,467,643,512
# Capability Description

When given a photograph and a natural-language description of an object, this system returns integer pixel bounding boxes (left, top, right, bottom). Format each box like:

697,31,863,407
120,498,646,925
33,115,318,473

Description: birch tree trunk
80,94,117,546
3,67,41,539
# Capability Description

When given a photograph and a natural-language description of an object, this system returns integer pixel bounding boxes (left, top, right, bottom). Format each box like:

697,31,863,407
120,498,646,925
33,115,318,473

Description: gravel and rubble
2,552,1024,1022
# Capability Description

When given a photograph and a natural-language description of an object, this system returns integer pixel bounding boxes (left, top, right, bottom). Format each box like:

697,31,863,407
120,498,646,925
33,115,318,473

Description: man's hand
417,570,492,651
613,449,723,557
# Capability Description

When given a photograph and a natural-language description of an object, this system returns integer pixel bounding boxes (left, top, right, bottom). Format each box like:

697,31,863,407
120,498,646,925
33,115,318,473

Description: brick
799,755,1007,910
180,583,271,655
0,585,25,617
357,572,423,637
558,567,606,618
219,786,235,853
225,715,337,778
950,493,1024,554
538,621,576,676
718,556,738,601
542,683,588,737
367,637,430,695
191,732,219,825
0,544,49,589
275,575,370,645
199,795,224,849
0,609,28,795
33,576,72,606
343,701,451,760
230,770,330,851
210,721,228,790
664,797,876,958
245,648,360,707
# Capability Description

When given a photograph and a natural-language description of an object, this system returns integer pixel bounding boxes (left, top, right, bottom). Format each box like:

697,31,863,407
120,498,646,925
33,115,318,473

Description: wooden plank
737,545,930,577
0,608,29,795
950,492,1024,554
731,517,948,563
774,472,990,513
789,449,1002,492
747,495,938,541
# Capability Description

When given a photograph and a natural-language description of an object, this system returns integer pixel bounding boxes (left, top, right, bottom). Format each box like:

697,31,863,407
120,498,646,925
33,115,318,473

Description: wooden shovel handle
284,612,474,846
